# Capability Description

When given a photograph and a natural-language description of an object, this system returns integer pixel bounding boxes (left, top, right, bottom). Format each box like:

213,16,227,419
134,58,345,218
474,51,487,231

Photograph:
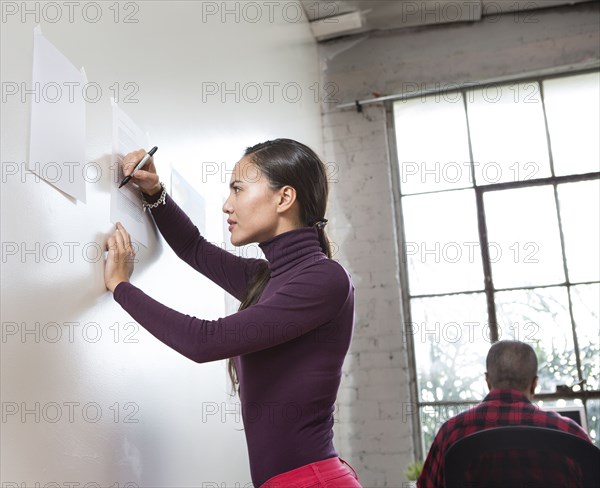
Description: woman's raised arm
120,149,263,301
113,260,353,363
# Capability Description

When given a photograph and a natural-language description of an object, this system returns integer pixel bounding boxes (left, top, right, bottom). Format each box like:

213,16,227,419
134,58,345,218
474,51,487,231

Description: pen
118,146,158,188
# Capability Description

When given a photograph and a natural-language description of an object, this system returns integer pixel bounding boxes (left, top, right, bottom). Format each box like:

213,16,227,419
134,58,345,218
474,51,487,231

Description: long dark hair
227,138,332,397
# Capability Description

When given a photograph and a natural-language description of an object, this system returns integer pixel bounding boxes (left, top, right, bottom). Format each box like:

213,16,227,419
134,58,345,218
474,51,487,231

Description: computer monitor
545,405,588,431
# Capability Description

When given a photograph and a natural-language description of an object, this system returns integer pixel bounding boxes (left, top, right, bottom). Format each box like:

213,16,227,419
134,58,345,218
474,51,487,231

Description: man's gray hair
486,340,538,391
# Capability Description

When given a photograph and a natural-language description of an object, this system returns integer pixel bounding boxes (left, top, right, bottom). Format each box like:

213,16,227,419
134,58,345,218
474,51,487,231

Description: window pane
420,403,472,456
484,186,565,288
495,287,576,392
571,284,600,390
543,72,600,176
394,95,473,194
411,293,489,403
402,190,484,295
467,82,552,185
558,181,600,283
586,399,600,448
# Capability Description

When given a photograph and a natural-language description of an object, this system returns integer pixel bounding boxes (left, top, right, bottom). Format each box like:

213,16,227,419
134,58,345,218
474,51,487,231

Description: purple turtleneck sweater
113,192,355,487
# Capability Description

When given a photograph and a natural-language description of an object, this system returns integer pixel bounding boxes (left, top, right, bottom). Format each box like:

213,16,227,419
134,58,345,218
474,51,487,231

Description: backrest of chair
444,426,600,488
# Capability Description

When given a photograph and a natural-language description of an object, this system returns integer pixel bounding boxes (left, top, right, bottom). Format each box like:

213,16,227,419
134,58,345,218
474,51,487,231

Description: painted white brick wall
323,102,412,488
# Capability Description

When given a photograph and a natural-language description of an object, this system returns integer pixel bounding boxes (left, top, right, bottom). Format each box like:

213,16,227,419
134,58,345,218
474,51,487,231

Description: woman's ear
276,185,297,213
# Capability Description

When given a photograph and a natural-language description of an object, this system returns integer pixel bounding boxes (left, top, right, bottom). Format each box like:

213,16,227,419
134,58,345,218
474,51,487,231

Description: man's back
417,389,592,488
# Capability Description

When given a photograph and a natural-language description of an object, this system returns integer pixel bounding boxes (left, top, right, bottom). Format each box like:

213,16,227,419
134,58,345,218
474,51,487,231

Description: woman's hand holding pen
104,222,136,293
105,149,160,292
121,148,161,195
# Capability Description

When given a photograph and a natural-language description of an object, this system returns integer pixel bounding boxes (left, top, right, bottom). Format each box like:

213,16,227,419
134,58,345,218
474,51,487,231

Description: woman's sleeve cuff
141,186,165,204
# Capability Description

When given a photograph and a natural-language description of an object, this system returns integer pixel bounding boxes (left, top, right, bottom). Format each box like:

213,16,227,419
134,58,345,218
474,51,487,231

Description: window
389,70,600,459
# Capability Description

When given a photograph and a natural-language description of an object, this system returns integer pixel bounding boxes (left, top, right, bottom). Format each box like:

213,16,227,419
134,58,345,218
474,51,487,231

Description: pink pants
260,456,363,488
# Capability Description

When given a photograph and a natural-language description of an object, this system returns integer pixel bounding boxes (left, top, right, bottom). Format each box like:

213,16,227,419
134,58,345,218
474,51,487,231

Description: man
417,340,592,488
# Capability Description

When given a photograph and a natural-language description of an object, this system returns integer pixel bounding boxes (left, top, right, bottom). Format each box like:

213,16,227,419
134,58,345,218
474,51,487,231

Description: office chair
444,425,600,488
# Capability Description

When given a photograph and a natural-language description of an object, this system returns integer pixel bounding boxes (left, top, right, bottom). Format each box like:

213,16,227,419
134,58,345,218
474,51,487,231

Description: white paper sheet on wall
110,98,153,247
28,26,87,202
171,167,206,235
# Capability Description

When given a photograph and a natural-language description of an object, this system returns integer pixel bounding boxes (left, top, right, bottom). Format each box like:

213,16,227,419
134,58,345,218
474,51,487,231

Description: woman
105,139,362,488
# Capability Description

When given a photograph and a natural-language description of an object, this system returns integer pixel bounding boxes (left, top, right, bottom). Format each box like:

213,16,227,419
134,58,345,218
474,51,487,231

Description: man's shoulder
435,391,530,435
440,392,591,443
530,406,591,441
434,404,484,443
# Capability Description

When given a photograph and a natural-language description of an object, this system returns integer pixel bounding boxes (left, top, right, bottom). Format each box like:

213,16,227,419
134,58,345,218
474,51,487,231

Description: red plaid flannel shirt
417,389,592,488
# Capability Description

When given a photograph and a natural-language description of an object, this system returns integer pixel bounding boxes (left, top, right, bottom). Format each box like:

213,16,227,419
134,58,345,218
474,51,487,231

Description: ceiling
300,0,597,41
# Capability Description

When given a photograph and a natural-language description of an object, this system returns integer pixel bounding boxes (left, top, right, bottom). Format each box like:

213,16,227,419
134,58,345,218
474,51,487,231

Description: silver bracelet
141,182,167,211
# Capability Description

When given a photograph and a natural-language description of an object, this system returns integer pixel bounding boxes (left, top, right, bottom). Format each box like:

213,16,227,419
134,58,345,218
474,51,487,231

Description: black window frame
386,68,600,461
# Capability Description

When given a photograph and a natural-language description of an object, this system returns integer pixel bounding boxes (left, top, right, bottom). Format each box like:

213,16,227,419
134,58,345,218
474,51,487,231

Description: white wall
1,1,322,485
321,3,600,487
